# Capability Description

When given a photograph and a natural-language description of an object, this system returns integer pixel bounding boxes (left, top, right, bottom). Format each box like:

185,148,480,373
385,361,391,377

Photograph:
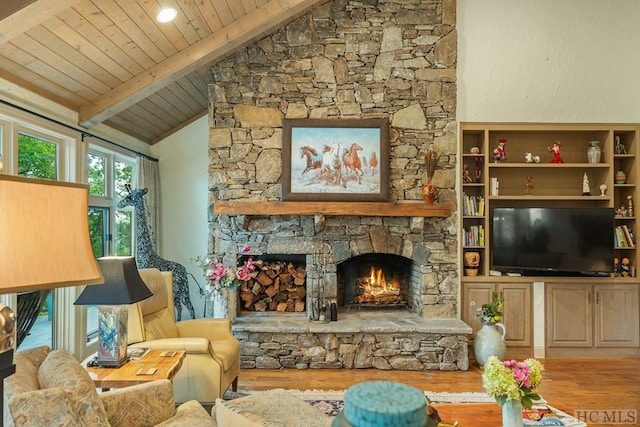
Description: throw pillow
37,349,109,426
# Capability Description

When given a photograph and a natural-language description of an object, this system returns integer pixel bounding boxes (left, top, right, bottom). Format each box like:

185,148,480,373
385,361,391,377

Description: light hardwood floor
238,358,640,427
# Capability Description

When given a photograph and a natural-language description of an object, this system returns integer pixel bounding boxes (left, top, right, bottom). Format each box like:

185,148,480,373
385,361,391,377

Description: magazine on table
523,404,587,427
127,347,149,360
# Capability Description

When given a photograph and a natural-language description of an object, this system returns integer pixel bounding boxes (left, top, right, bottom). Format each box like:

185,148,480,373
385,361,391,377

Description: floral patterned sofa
3,346,215,427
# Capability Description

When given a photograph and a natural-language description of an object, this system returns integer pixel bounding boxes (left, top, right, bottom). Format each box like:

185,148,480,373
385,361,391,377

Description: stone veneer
233,313,469,371
208,0,468,369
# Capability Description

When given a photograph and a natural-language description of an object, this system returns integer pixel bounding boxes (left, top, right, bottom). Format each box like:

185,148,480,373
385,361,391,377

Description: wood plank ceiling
0,0,329,144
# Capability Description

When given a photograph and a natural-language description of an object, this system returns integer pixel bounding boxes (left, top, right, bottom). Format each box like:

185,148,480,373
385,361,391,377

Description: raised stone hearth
233,312,470,371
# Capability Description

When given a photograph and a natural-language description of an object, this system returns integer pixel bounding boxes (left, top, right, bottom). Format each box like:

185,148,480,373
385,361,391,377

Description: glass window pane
85,305,99,343
88,153,106,196
115,209,132,256
89,207,108,258
18,133,57,179
17,291,53,351
115,160,133,199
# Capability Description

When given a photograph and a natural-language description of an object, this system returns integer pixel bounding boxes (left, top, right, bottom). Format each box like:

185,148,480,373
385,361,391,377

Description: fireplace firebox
338,254,413,310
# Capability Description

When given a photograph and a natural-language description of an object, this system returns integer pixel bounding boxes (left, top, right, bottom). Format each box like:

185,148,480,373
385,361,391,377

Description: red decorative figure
548,141,564,163
493,138,507,163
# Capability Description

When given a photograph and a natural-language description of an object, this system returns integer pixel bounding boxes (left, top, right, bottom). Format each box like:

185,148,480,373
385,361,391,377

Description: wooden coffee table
85,349,185,390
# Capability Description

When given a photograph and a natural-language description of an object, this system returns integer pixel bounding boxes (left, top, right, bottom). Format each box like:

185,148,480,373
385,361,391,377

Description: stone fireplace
207,0,470,370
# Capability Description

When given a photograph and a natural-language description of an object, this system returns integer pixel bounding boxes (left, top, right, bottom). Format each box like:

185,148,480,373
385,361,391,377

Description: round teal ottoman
332,381,437,427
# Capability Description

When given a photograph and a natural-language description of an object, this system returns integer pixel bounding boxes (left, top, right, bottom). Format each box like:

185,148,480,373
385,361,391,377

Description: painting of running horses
282,118,389,201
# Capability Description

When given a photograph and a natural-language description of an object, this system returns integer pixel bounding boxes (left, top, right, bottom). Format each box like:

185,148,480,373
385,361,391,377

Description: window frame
85,143,136,346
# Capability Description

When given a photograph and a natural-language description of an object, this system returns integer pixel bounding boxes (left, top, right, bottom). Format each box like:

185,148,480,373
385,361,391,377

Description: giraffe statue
118,186,196,321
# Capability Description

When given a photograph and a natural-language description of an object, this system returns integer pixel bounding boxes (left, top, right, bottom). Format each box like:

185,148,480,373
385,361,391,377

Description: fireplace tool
309,245,331,323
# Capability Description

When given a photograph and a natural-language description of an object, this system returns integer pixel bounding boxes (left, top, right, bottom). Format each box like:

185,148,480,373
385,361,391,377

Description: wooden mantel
213,201,452,217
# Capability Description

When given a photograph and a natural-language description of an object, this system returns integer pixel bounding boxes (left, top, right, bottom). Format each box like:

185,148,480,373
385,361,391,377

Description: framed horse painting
282,118,390,201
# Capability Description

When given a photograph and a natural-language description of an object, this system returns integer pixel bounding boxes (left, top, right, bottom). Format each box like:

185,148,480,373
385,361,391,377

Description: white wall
458,0,640,122
151,115,209,318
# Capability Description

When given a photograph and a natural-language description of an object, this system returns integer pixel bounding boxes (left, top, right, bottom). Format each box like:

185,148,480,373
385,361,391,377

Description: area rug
231,389,496,417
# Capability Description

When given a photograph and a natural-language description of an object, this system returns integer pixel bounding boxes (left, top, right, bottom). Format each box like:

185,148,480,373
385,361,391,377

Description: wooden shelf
487,195,611,201
488,163,610,168
213,201,452,217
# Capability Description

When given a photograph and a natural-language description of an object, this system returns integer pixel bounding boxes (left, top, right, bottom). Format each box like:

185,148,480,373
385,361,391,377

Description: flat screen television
491,207,615,276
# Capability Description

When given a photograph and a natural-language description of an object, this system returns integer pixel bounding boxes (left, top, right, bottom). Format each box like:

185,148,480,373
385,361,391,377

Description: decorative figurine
493,138,507,163
615,136,626,154
621,257,631,277
474,156,483,183
614,257,619,276
525,176,534,195
627,195,634,217
470,146,480,154
524,152,540,163
463,164,473,183
548,141,564,163
599,184,607,196
582,173,591,195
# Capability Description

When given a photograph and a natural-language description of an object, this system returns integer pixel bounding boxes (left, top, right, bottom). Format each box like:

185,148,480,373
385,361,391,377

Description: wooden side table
85,349,185,390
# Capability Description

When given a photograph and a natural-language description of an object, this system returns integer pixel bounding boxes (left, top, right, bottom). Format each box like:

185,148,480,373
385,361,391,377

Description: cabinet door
461,283,494,336
546,284,593,347
594,284,640,347
499,283,532,347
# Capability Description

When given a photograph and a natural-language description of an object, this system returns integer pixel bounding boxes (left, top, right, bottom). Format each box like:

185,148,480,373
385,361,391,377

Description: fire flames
353,266,402,304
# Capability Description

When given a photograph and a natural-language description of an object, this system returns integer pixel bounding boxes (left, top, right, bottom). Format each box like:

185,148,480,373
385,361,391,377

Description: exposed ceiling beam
78,0,330,128
0,0,84,45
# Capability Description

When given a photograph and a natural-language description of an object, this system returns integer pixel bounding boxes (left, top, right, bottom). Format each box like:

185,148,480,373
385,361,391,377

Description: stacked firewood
239,260,306,312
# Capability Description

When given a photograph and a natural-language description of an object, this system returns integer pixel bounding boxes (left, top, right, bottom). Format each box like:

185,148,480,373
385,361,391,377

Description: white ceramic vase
211,288,237,322
501,399,524,427
473,322,507,367
587,141,601,163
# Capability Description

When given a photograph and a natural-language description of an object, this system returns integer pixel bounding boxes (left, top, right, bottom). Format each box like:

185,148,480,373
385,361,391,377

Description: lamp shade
0,175,103,292
75,257,152,305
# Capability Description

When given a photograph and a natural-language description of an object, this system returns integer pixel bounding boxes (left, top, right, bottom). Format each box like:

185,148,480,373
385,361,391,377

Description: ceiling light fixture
156,7,177,23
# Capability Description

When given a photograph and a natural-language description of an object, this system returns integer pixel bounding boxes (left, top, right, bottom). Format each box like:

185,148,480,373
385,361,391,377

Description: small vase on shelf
423,145,442,204
464,251,481,276
422,181,439,204
615,170,627,184
587,141,601,163
501,399,524,427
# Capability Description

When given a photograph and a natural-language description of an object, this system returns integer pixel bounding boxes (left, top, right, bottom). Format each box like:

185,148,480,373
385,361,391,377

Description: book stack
614,225,636,248
464,225,484,247
463,193,485,216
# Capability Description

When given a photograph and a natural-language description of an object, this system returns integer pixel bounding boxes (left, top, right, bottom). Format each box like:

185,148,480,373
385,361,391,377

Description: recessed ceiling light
156,7,177,23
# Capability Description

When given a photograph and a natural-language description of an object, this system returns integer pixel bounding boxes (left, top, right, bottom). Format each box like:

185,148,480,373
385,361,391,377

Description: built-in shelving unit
460,123,640,358
460,123,639,279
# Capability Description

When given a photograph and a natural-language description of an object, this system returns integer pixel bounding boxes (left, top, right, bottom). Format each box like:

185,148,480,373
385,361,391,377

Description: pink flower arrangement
192,245,256,294
482,356,544,408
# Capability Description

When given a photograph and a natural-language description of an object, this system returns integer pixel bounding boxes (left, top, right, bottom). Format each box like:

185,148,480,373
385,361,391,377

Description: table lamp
0,174,104,421
75,256,152,367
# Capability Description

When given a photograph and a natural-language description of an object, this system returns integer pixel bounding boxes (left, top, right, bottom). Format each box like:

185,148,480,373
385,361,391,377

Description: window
18,133,58,179
86,146,136,342
11,128,68,352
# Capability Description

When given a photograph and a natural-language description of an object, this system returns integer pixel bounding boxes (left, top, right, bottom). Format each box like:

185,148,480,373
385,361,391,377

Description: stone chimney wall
207,0,460,318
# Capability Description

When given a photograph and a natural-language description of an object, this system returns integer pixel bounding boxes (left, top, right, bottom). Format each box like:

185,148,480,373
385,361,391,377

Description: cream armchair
4,346,215,427
128,268,240,404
